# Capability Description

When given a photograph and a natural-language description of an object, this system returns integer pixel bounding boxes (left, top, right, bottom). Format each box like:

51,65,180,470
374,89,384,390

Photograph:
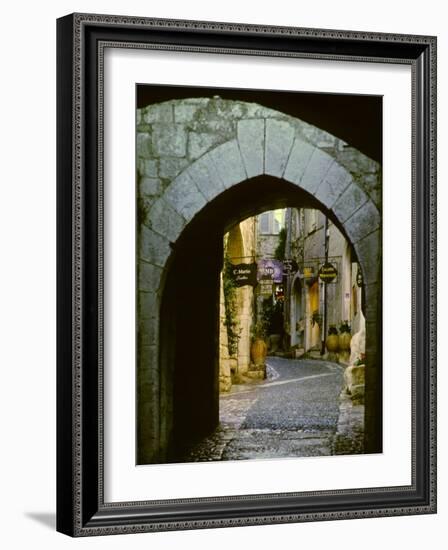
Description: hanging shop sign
257,259,283,283
356,265,364,287
318,262,338,283
259,280,273,296
230,263,258,287
283,259,298,275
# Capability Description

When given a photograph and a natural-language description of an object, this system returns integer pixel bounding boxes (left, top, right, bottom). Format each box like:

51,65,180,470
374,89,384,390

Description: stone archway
136,98,381,463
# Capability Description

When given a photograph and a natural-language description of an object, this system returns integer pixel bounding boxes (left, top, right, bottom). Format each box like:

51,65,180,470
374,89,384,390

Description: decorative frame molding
57,13,436,536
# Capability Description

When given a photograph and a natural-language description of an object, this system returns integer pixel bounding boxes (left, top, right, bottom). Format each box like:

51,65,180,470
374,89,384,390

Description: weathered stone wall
257,233,281,259
219,217,256,392
136,97,382,462
304,216,347,327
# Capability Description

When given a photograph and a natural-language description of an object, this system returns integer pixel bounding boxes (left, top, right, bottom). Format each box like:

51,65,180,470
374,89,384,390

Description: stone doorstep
246,363,266,380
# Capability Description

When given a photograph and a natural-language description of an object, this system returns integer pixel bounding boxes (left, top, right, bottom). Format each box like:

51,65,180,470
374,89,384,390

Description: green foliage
223,254,241,356
274,227,287,260
252,319,267,340
339,320,351,334
328,324,338,336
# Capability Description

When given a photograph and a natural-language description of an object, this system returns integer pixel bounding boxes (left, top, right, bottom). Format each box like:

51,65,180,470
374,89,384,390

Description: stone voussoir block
139,225,171,267
158,157,189,180
332,181,370,223
187,131,222,161
364,301,381,330
237,118,265,178
342,199,381,245
353,229,381,285
138,315,160,347
138,262,162,293
283,139,315,185
364,283,380,312
314,162,352,208
210,139,247,188
138,291,159,320
147,197,186,243
187,155,226,201
264,118,295,177
163,171,207,222
299,148,334,196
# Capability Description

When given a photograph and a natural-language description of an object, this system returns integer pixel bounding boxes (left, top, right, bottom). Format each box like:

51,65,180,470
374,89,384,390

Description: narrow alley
181,357,362,462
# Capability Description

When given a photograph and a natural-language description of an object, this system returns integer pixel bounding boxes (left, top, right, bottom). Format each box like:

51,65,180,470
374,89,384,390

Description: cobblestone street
181,357,363,462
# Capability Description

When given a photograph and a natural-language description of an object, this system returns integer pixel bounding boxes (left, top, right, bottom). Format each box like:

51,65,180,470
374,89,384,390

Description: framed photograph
57,13,437,536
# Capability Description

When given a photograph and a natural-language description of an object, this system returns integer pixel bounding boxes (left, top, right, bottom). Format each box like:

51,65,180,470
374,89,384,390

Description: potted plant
339,320,352,352
326,324,339,352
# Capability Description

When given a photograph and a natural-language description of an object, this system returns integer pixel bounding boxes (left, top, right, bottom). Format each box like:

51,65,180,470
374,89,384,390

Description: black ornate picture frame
56,13,437,537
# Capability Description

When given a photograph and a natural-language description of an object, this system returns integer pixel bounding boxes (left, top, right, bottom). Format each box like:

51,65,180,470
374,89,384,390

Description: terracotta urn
251,338,267,366
339,332,352,352
326,333,339,353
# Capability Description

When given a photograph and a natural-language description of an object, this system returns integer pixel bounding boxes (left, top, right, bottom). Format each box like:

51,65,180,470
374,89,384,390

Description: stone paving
180,357,364,462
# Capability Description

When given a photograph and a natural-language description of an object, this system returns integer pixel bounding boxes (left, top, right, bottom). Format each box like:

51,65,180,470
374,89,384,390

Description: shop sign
318,262,338,283
257,259,283,283
259,281,273,296
356,265,364,287
283,259,298,275
230,263,257,287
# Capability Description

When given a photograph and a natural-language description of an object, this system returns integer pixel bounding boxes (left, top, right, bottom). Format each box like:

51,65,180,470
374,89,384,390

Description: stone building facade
219,218,256,392
285,208,363,357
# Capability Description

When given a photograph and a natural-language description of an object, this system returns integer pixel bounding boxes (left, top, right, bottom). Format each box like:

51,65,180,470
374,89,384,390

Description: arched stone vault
136,98,381,463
